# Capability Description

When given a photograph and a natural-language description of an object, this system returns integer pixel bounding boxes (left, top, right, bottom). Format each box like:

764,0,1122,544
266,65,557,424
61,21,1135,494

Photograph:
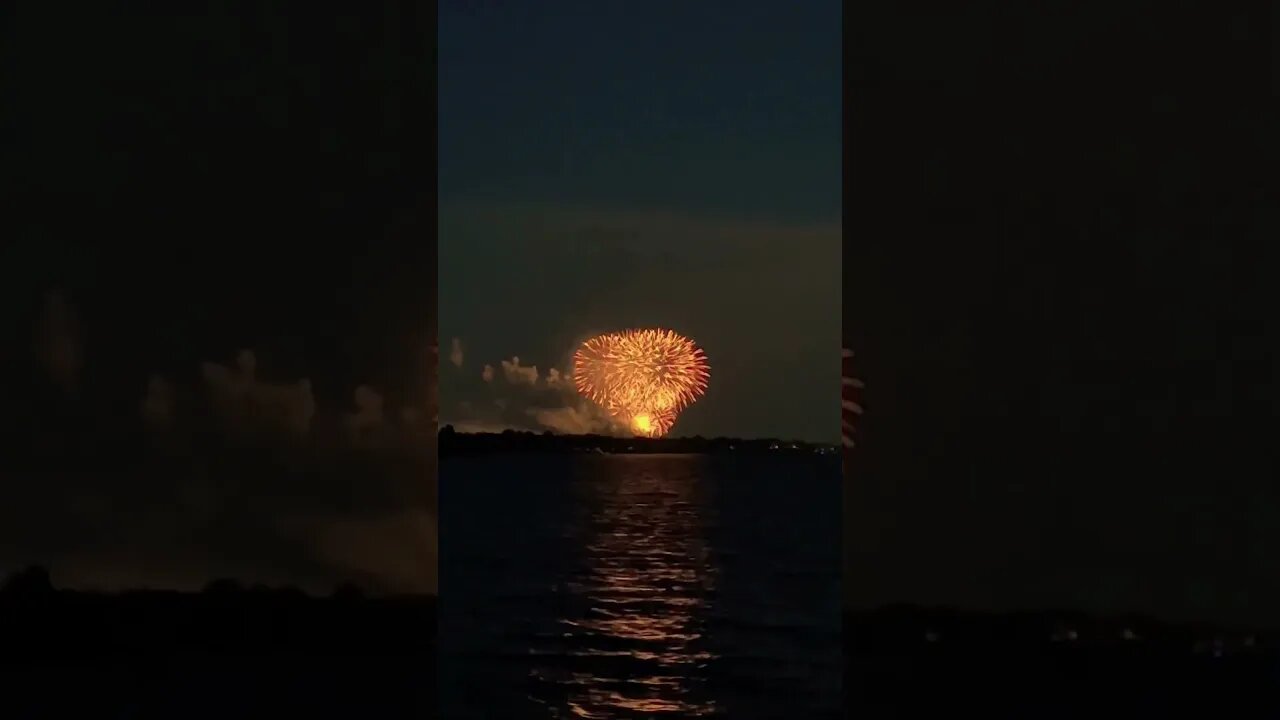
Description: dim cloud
11,291,439,596
444,340,623,436
166,358,435,591
527,402,614,435
450,337,464,367
500,356,538,385
347,384,390,448
143,348,431,454
199,350,316,440
27,277,430,447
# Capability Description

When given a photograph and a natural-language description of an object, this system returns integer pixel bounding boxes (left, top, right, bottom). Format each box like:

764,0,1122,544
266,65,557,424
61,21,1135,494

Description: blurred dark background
0,1,437,716
0,0,437,595
845,6,1276,627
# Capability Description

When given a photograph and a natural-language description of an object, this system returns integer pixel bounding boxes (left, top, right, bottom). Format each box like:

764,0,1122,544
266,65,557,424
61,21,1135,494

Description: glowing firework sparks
842,347,863,451
573,329,710,437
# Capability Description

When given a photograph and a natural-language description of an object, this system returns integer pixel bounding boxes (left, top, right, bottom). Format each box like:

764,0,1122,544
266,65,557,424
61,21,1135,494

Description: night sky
0,3,436,594
438,1,842,443
846,7,1276,626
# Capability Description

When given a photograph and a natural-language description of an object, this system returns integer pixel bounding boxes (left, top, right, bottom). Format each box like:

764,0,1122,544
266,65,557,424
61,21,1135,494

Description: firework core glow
573,328,710,437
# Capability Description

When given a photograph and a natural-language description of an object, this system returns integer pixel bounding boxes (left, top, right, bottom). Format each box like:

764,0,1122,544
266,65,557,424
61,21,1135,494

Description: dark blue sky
439,1,841,441
439,1,841,218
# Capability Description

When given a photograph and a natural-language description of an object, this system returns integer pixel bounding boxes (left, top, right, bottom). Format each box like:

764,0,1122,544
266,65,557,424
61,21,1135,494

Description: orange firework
573,328,710,437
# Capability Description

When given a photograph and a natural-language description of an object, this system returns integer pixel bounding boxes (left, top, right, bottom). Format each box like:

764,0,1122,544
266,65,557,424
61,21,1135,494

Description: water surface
440,452,840,718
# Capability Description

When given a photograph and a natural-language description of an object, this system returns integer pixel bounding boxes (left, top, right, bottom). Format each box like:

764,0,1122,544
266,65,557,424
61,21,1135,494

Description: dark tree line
438,425,834,457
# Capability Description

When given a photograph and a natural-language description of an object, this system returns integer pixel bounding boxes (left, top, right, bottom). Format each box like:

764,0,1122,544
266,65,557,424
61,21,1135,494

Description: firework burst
573,328,710,437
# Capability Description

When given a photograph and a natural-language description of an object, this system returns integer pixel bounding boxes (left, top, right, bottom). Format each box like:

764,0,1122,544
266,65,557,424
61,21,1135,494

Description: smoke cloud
442,339,622,436
199,350,316,440
347,384,389,448
120,345,435,594
500,356,538,385
527,403,614,435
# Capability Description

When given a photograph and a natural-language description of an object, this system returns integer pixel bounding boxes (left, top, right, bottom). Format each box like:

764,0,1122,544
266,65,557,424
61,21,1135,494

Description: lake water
439,452,841,719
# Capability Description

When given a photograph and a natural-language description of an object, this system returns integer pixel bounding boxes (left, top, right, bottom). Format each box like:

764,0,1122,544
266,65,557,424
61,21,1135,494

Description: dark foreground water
440,453,841,719
0,590,435,718
847,607,1280,717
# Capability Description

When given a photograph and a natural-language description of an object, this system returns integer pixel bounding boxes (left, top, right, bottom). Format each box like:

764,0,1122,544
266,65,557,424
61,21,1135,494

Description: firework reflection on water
438,453,841,719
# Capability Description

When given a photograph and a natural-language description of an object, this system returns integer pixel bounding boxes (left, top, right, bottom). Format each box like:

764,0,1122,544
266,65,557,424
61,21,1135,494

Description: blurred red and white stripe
842,348,863,450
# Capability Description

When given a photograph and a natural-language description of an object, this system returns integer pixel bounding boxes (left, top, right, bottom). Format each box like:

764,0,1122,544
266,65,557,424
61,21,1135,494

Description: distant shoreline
438,426,838,458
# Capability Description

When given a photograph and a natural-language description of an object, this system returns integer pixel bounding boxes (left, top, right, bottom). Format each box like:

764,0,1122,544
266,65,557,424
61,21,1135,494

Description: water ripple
440,453,841,719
